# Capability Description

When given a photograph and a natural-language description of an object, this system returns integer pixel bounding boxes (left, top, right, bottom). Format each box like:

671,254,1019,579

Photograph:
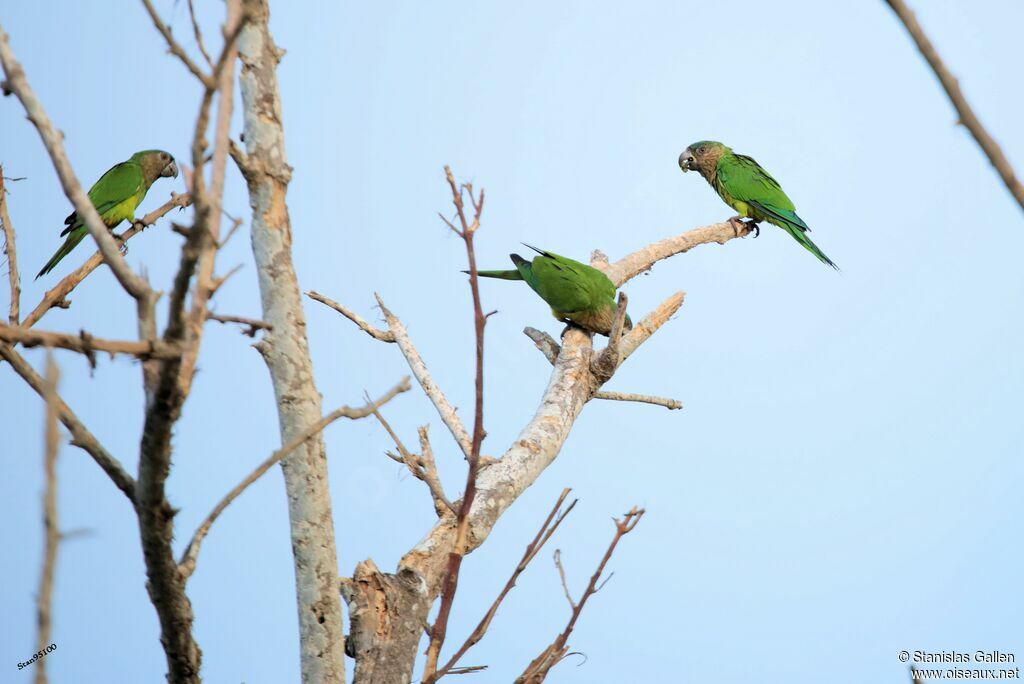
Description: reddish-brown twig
516,507,645,683
422,168,488,683
434,489,577,680
883,0,1024,212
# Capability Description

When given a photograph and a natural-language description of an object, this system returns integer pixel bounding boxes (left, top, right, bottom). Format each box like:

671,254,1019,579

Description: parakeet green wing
60,162,145,236
37,150,177,278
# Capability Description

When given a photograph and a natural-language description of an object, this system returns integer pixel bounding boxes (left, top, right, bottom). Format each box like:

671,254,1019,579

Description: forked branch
516,507,645,683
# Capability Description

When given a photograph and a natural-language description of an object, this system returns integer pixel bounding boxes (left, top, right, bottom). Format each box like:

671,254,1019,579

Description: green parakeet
678,140,837,269
474,245,632,336
36,150,178,278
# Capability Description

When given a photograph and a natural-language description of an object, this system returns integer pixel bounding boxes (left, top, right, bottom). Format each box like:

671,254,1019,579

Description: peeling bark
235,1,345,681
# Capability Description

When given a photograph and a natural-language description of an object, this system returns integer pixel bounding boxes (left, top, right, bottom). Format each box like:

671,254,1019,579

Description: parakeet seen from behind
36,149,178,278
679,140,837,269
475,245,632,336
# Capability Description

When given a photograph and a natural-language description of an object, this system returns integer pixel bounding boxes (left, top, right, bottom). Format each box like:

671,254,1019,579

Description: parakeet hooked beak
678,148,695,172
162,158,179,178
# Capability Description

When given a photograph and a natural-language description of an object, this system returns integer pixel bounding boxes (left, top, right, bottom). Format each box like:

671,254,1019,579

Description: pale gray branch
604,220,752,287
375,293,474,460
593,391,682,410
307,290,394,342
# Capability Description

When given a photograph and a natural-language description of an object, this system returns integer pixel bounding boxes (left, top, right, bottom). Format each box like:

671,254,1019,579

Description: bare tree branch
423,169,488,683
345,215,745,679
179,377,411,580
0,25,154,301
618,291,685,363
206,312,272,337
524,323,683,409
0,324,182,361
35,354,59,684
516,507,645,683
434,489,576,680
591,291,629,384
178,0,244,394
235,1,347,678
604,220,752,287
0,169,20,324
307,290,394,342
884,0,1024,211
0,343,136,503
552,550,576,610
186,0,215,69
140,0,215,87
370,406,454,516
376,293,474,459
19,192,192,330
591,391,682,410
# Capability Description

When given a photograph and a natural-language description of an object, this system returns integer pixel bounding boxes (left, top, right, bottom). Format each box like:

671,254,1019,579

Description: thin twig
0,324,182,361
370,404,454,515
140,0,214,87
516,507,645,684
0,344,136,503
376,293,473,459
186,0,215,69
553,550,576,610
523,327,682,409
592,391,682,410
884,0,1024,211
178,377,411,579
35,354,59,684
423,168,488,683
307,290,394,342
434,489,577,680
206,312,272,337
0,169,20,324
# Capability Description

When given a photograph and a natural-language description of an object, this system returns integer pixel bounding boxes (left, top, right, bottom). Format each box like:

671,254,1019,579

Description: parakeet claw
729,216,759,238
115,233,129,255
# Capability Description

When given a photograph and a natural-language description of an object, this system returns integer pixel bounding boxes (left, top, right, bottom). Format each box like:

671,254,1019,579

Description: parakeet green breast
679,140,837,269
36,150,178,278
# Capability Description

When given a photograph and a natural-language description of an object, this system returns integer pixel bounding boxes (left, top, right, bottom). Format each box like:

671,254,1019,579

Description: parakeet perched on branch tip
679,140,837,269
36,149,178,278
473,244,631,336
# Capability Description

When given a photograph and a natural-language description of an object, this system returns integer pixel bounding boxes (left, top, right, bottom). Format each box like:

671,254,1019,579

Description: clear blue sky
2,1,1022,682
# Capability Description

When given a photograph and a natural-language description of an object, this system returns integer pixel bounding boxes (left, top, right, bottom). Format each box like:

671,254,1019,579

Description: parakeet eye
697,145,707,154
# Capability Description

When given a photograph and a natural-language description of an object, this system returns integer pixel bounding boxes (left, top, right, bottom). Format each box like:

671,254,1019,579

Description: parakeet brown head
679,140,729,180
133,150,179,186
